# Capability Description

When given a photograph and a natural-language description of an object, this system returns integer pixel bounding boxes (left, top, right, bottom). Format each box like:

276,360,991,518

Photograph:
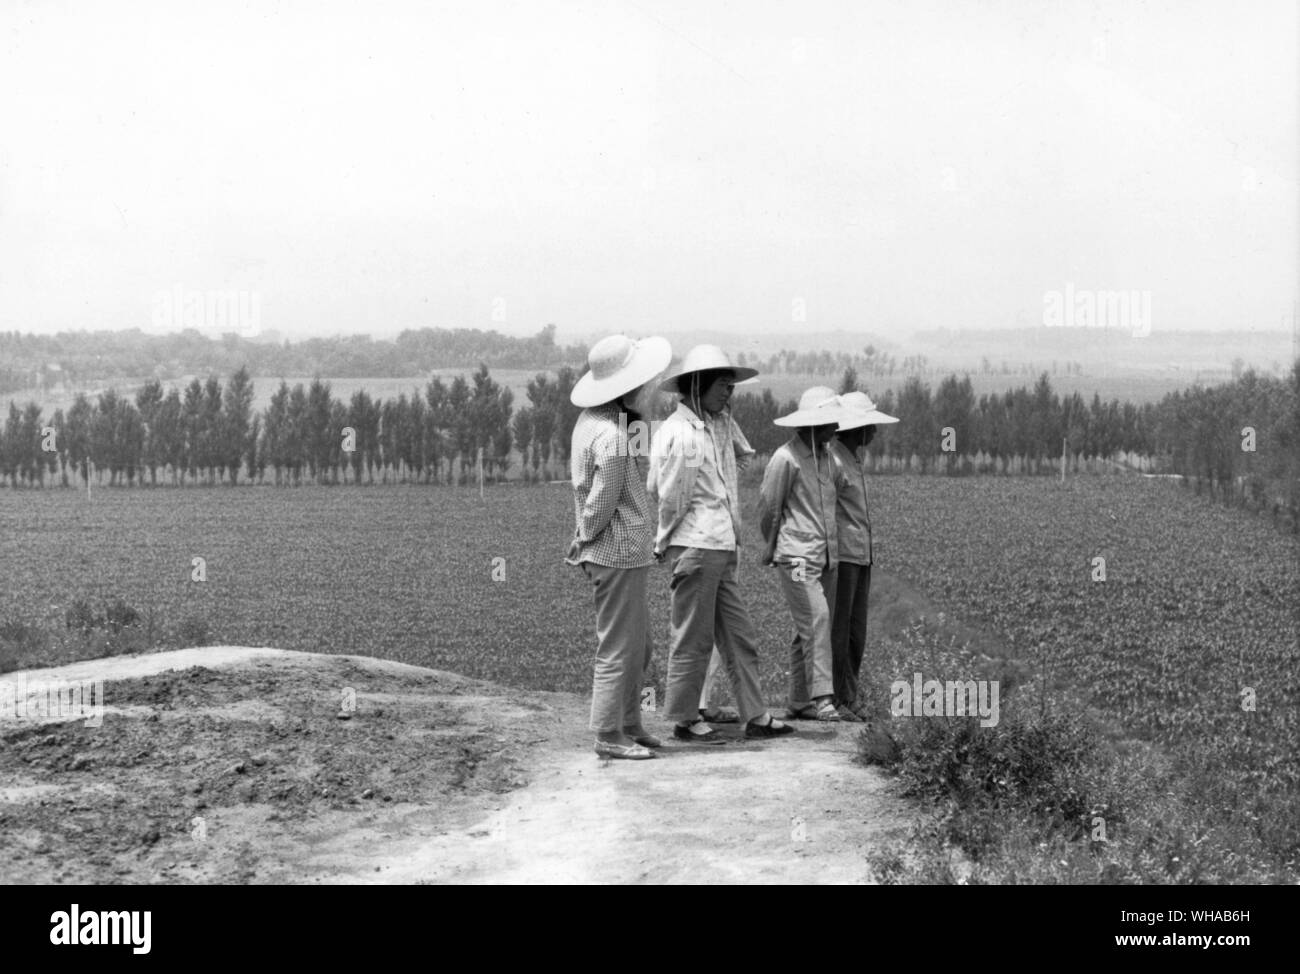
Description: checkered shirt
564,403,655,569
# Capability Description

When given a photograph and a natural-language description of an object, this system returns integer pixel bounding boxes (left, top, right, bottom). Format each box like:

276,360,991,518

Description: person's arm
730,417,756,471
758,449,794,546
649,419,698,553
575,431,626,544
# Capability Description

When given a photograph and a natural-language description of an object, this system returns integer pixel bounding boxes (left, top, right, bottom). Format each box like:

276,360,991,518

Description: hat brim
837,409,899,431
658,364,759,393
570,336,673,408
774,406,851,427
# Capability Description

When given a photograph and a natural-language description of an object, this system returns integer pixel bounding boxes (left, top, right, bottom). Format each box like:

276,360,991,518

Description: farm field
3,476,1294,699
2,475,1297,877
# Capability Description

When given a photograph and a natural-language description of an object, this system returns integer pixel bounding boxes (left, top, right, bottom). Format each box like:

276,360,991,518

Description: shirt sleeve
758,448,794,546
575,431,627,544
731,418,756,471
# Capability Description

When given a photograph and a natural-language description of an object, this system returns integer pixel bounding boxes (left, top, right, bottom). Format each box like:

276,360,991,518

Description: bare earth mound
0,648,911,884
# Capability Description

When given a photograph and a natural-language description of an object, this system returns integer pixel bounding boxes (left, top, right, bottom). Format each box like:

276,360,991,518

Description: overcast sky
0,0,1295,343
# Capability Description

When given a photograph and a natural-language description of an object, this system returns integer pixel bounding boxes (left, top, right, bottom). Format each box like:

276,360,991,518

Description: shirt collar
674,400,706,430
791,433,835,461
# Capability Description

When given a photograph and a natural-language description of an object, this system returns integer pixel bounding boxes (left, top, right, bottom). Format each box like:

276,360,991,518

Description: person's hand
653,548,665,563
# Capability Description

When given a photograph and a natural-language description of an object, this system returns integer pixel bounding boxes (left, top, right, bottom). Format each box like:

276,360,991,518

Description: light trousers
777,560,838,710
581,562,651,734
698,648,732,709
663,546,767,724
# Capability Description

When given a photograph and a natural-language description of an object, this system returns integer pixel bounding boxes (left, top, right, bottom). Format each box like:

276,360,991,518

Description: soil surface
0,647,913,884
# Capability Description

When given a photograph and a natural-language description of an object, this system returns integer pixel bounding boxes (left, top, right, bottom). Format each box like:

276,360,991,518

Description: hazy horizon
2,0,1295,344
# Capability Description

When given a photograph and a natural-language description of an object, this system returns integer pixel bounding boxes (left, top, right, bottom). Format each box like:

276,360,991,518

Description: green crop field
2,475,1297,879
3,478,1295,708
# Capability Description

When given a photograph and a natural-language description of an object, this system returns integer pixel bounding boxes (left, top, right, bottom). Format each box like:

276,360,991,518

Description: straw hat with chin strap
774,386,849,427
658,344,758,393
570,334,673,408
837,390,899,430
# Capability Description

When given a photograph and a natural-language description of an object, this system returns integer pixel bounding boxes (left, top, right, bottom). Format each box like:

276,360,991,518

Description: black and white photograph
0,0,1296,920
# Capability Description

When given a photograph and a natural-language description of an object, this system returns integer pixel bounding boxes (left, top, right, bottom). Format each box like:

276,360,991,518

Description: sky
0,0,1295,345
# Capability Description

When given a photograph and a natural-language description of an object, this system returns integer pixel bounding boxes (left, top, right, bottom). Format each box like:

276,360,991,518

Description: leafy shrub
64,599,98,633
177,615,210,647
865,710,1119,852
103,597,141,634
0,617,50,673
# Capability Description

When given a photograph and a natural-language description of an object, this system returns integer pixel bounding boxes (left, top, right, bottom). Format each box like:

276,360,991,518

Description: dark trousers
831,561,871,706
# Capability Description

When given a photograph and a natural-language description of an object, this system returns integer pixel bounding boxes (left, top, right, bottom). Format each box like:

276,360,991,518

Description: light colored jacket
647,402,752,555
758,435,845,570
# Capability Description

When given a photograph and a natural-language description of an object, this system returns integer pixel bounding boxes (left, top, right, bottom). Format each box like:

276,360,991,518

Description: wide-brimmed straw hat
658,344,758,393
837,390,899,430
570,334,673,408
774,386,847,427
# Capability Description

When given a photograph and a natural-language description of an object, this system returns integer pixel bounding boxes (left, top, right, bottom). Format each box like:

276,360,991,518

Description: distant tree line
747,346,1092,382
0,324,585,396
846,363,1300,519
0,364,579,487
3,361,1296,524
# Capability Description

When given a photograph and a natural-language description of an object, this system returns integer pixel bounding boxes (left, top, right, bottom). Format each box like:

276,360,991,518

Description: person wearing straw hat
759,386,850,722
828,390,899,721
647,345,794,743
696,416,757,725
565,333,673,760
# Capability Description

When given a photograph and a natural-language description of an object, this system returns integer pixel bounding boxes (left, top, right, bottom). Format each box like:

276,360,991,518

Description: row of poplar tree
2,362,1297,516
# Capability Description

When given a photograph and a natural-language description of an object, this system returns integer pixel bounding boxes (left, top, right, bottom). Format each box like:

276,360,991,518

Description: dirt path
364,733,908,884
0,647,912,884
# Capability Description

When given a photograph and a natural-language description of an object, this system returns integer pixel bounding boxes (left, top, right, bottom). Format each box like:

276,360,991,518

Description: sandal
814,700,841,722
745,714,795,739
594,741,656,760
699,706,740,724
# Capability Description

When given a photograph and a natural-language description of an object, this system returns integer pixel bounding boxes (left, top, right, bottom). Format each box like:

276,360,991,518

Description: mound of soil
0,649,556,883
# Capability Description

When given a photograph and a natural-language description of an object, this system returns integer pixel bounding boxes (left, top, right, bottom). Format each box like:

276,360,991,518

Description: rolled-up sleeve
731,420,756,471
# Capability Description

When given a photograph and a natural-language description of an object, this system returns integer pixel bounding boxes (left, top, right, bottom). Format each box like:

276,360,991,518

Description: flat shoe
787,705,820,720
594,741,656,760
672,722,727,745
836,706,863,723
631,733,662,748
745,717,795,739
